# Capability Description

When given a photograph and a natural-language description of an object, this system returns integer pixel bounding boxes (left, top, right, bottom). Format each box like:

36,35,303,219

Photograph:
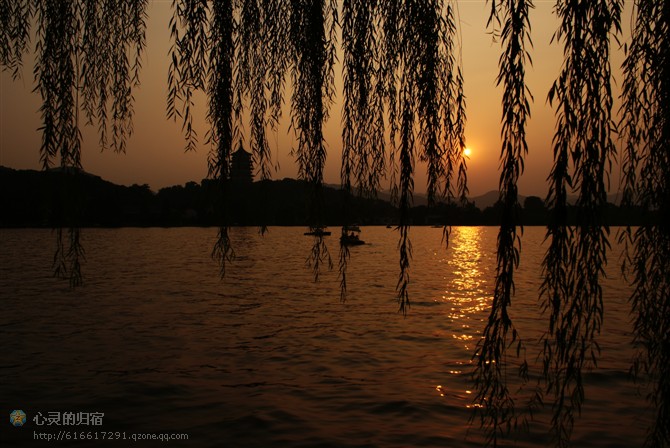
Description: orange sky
0,1,631,197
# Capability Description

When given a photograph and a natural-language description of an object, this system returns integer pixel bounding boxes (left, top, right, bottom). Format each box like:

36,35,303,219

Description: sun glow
463,147,472,157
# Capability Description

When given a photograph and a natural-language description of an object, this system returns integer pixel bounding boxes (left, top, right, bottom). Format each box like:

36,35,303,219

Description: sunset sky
0,1,631,197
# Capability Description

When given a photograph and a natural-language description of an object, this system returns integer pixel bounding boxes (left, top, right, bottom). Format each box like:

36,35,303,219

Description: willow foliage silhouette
619,1,670,446
2,1,668,447
472,1,534,446
540,2,622,446
1,0,148,286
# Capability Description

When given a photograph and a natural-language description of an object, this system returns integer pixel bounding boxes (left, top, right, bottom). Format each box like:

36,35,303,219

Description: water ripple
0,227,649,447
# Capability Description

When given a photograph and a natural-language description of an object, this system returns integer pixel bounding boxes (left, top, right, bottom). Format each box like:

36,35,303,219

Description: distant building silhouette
231,147,253,184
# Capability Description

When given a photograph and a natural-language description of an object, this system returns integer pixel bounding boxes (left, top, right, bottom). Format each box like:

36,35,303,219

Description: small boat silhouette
304,227,331,236
340,227,365,246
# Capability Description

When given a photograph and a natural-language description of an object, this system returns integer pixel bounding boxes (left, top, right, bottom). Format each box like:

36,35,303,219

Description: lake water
0,227,654,447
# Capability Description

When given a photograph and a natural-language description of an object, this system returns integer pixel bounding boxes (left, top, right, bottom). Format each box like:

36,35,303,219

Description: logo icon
10,410,26,427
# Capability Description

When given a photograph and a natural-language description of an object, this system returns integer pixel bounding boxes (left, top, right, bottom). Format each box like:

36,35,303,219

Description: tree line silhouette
0,166,653,228
2,1,667,447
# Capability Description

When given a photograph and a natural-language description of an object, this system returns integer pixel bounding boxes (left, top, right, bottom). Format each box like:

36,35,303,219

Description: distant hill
324,184,431,206
0,166,157,227
470,191,525,209
0,167,396,227
470,190,622,209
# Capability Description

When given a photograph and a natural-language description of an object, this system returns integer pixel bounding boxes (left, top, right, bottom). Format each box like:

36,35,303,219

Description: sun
463,147,472,157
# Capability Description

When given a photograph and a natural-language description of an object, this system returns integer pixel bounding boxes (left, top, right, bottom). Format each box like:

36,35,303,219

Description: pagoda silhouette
230,146,253,184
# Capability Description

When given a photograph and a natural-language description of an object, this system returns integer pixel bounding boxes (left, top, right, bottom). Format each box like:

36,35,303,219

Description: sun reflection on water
442,226,491,325
433,227,493,406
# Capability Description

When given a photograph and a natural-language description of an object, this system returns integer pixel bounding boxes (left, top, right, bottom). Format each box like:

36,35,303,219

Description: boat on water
340,228,365,246
304,227,331,236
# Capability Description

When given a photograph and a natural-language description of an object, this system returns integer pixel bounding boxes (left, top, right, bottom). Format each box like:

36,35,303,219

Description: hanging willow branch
396,82,415,314
472,1,533,445
0,0,32,79
341,0,384,200
168,0,209,153
168,1,342,277
289,0,337,220
34,1,81,170
541,1,621,446
441,2,468,249
2,0,148,285
206,1,233,182
264,0,291,131
288,0,338,279
380,0,401,205
237,0,273,183
107,2,147,153
207,1,235,277
339,0,381,301
339,0,466,306
380,0,467,314
619,1,670,446
238,0,289,236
